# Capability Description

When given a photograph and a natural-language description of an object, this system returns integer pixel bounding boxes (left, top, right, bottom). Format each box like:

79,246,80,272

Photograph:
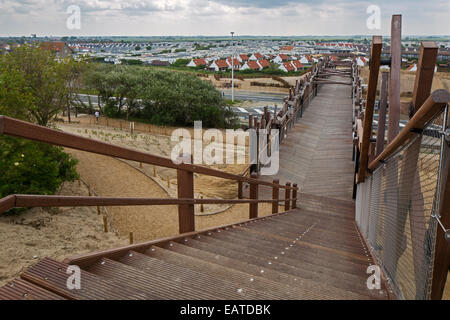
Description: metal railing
353,26,450,299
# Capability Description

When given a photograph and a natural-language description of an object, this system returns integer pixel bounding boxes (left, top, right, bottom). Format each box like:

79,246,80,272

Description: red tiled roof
282,62,295,72
279,54,289,61
194,58,207,66
40,41,70,53
280,46,294,51
254,53,264,59
258,59,270,68
227,57,241,66
214,59,229,69
246,60,261,70
292,60,303,69
239,54,249,61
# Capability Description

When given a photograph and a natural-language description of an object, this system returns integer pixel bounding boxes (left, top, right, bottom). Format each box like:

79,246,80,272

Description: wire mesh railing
356,107,447,300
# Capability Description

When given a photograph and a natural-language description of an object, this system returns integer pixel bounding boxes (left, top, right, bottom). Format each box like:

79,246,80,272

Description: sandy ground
360,68,450,102
65,148,274,243
56,121,275,243
0,181,127,287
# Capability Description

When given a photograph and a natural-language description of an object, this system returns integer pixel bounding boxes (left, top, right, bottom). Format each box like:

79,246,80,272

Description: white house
249,53,264,61
240,60,263,71
299,56,309,65
356,56,368,67
273,54,289,64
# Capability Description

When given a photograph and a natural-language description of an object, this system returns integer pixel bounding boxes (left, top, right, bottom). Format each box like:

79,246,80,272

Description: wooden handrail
368,89,450,171
0,115,298,191
0,194,300,215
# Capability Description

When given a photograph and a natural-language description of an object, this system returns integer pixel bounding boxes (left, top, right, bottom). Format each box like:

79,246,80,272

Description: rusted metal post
272,179,279,214
284,182,291,211
249,173,259,219
292,183,298,209
387,15,402,143
177,168,195,234
357,35,382,183
375,71,389,157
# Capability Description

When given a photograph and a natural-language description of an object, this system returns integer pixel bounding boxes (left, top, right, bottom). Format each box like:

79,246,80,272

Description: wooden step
116,250,277,299
21,257,150,300
184,237,385,299
166,241,370,300
0,279,65,300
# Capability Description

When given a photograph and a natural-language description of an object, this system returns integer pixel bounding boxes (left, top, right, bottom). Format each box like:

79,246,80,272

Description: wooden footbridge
0,15,449,300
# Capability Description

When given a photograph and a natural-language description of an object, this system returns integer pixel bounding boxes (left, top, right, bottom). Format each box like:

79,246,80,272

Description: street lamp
231,32,235,102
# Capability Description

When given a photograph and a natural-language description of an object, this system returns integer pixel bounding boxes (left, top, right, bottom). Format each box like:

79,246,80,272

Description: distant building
356,56,368,67
240,60,263,71
226,57,241,70
209,59,229,72
279,62,295,72
40,41,73,58
291,60,304,71
273,54,290,64
187,58,208,67
249,53,264,61
237,54,249,63
151,60,170,67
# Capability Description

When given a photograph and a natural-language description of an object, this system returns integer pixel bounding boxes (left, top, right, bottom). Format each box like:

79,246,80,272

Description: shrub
0,136,79,199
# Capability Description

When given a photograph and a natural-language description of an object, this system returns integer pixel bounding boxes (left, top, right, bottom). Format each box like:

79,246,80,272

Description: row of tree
84,64,239,128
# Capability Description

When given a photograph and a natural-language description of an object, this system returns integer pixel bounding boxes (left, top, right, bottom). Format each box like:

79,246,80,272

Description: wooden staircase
0,193,390,300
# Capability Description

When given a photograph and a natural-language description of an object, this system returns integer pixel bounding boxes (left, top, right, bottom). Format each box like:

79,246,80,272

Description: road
75,92,286,120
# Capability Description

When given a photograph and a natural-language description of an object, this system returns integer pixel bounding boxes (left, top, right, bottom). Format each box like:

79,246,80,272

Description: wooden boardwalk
0,76,394,300
259,77,355,201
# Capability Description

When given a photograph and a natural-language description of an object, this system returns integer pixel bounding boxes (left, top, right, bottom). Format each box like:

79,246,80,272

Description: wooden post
200,196,204,213
153,166,156,177
248,114,253,129
292,184,298,209
139,162,143,168
238,181,243,199
411,42,439,114
96,206,101,215
284,182,291,211
387,15,402,143
129,232,134,244
249,173,259,219
358,35,382,183
177,168,195,234
376,71,389,157
88,187,92,197
272,179,279,214
103,215,108,233
167,176,170,188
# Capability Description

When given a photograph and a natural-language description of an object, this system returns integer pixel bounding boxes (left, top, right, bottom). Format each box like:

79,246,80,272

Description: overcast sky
0,0,449,37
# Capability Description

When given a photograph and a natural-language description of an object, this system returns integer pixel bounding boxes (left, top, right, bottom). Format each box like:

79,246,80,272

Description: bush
0,136,79,199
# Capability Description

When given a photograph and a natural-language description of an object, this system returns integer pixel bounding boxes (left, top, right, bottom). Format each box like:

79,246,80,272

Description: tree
0,45,82,126
135,45,141,51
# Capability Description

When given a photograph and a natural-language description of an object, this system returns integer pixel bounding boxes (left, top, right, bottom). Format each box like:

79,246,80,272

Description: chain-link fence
356,108,447,300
